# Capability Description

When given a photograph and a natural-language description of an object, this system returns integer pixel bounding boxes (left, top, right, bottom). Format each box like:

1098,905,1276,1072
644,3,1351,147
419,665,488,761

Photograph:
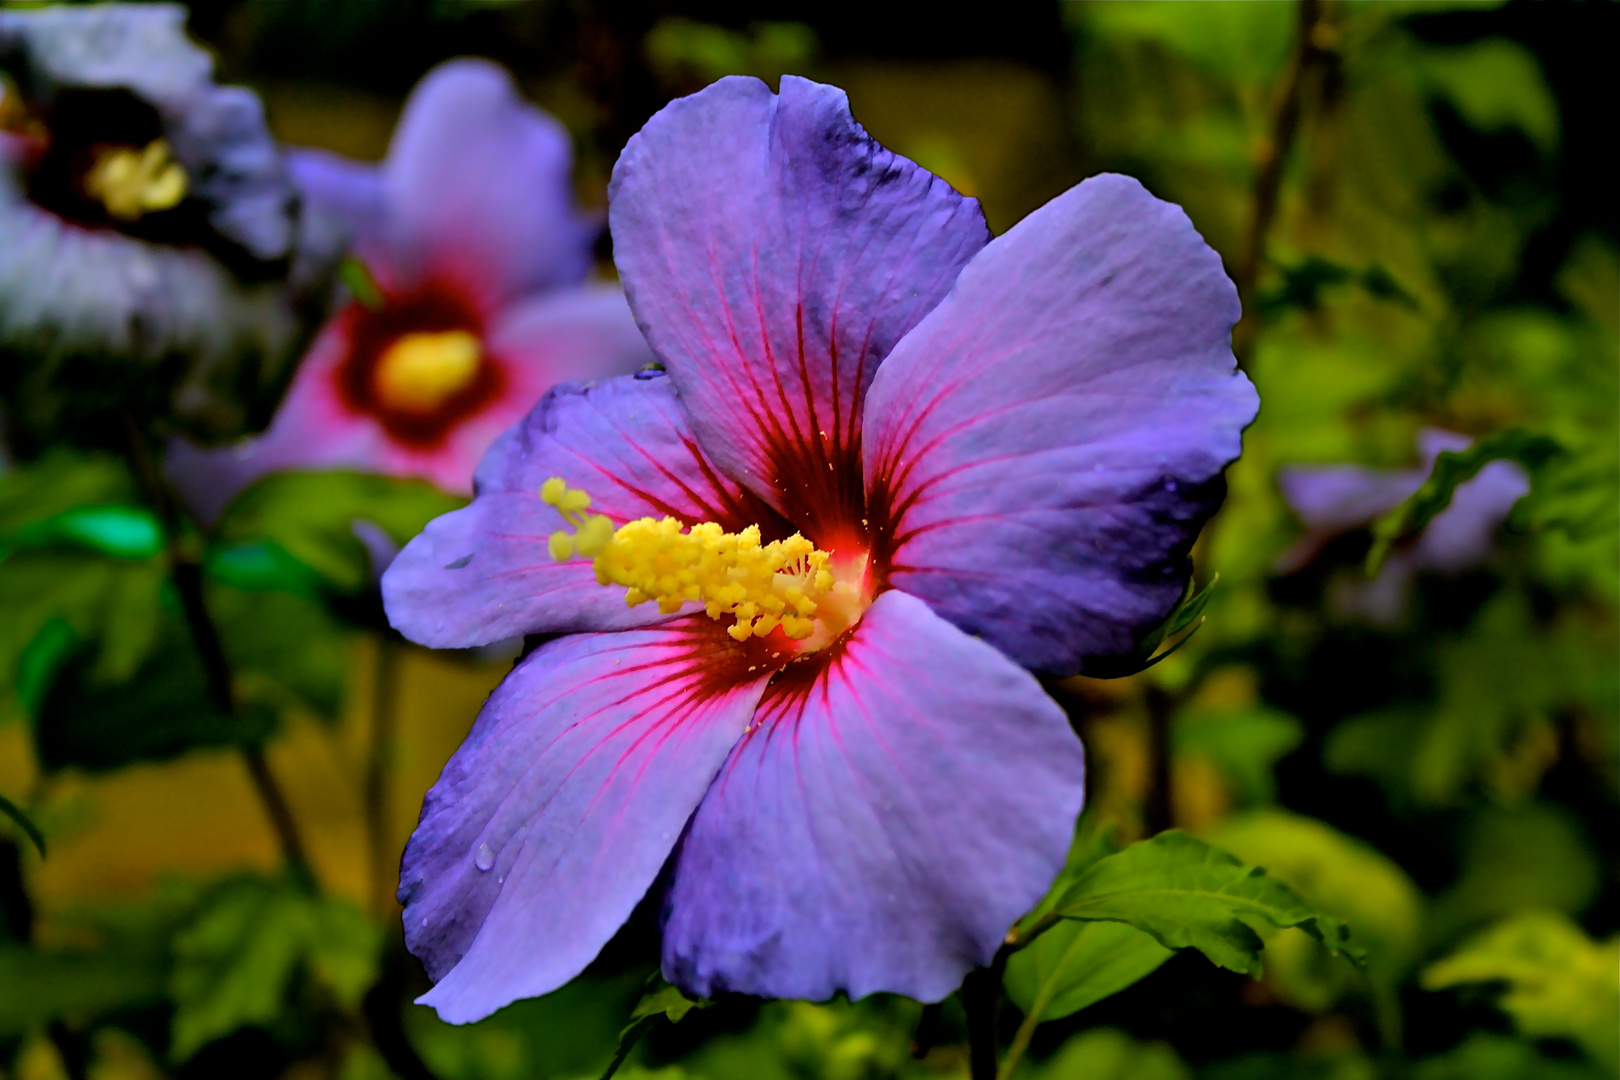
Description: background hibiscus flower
167,59,653,520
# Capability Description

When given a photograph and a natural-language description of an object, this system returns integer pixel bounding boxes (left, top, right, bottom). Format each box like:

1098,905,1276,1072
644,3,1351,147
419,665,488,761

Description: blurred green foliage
0,1,1614,1079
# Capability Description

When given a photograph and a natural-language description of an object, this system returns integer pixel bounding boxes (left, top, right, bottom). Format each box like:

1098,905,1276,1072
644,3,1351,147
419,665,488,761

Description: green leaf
1367,430,1561,575
169,876,380,1062
0,551,167,724
1422,911,1619,1073
31,619,276,773
1175,706,1303,805
1419,39,1560,153
1025,1028,1190,1080
0,943,168,1035
1080,575,1216,679
338,255,384,311
1005,919,1174,1024
0,792,45,858
1048,831,1363,976
0,450,134,534
205,540,325,597
601,977,710,1080
2,505,163,561
215,472,463,593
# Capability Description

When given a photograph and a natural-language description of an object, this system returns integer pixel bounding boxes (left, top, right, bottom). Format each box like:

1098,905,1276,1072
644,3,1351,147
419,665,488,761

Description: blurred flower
1279,430,1530,623
167,59,653,518
381,76,1257,1021
0,3,341,453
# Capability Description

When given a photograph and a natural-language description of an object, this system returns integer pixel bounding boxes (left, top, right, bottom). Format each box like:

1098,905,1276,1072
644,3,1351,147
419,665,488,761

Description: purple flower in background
167,59,652,518
1278,429,1530,623
381,76,1258,1022
0,3,340,452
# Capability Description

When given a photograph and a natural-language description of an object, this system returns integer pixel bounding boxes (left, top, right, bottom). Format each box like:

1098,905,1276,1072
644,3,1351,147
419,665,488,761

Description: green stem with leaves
119,413,313,886
1233,0,1331,366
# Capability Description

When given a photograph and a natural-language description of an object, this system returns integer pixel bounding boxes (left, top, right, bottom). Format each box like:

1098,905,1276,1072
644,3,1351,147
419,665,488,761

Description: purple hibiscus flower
167,59,652,520
1278,429,1530,623
0,3,340,453
382,75,1258,1022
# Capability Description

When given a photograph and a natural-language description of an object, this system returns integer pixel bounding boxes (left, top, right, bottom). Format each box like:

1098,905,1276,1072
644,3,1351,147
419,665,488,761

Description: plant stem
1144,683,1176,835
119,414,313,884
963,947,1010,1080
366,634,400,919
1232,0,1331,366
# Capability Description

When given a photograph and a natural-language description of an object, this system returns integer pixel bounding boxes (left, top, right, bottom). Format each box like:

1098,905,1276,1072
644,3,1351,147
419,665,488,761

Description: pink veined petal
382,374,787,649
165,314,386,524
402,618,770,1024
381,59,595,313
609,74,989,539
863,174,1258,676
661,590,1085,1002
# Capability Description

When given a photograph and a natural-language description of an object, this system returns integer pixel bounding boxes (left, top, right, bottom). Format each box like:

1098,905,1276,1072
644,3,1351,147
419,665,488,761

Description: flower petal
660,590,1084,1002
382,59,594,308
382,374,783,648
403,619,768,1024
287,147,386,256
609,75,989,536
483,282,657,402
863,174,1258,675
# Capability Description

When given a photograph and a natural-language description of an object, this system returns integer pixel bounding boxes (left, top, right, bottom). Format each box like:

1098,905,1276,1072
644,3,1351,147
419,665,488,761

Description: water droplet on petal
474,842,495,871
634,362,667,380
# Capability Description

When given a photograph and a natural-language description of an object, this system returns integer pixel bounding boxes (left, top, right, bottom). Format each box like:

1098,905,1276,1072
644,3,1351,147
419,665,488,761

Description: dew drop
474,842,495,871
634,362,667,380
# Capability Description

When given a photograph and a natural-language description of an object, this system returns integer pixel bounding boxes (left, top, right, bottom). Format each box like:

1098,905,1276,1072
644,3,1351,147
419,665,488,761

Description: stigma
83,139,188,221
541,478,868,646
373,330,483,415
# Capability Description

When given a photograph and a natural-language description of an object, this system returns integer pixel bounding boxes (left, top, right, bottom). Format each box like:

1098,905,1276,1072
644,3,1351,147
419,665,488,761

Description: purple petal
660,590,1084,1001
382,59,594,308
609,75,989,536
381,374,782,648
403,619,768,1024
287,147,386,256
863,174,1258,675
1413,459,1528,571
1277,466,1424,535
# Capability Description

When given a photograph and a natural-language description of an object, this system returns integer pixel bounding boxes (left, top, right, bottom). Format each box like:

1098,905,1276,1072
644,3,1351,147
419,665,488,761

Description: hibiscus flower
167,59,652,520
0,3,339,453
1278,428,1530,623
382,76,1258,1023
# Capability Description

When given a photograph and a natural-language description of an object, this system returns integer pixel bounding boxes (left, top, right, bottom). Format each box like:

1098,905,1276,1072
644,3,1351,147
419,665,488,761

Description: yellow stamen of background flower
541,477,836,642
373,330,483,415
84,139,188,221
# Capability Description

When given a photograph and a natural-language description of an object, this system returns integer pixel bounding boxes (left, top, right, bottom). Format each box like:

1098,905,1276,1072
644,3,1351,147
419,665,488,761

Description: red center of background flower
337,287,504,448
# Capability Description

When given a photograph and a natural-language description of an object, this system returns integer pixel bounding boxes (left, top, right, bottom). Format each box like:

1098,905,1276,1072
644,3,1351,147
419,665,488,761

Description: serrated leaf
169,876,380,1062
1005,919,1174,1024
215,472,463,593
1048,831,1363,976
1367,430,1560,574
600,978,709,1080
0,792,46,858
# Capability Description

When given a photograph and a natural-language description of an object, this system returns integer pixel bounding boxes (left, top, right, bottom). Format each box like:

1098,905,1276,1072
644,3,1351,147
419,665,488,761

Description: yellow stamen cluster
541,478,834,641
373,330,483,415
84,138,188,221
